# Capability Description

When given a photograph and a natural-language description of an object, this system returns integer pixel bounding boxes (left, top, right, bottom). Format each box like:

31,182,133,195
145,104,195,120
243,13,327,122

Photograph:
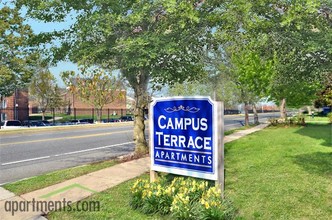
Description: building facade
28,89,129,119
0,90,29,121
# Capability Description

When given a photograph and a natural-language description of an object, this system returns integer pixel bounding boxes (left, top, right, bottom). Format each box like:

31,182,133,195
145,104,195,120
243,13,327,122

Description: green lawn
224,124,257,136
304,115,329,123
226,124,331,219
3,160,118,195
48,124,332,219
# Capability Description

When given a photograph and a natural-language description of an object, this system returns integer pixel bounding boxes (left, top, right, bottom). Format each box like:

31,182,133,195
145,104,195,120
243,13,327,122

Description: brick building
61,90,128,116
28,89,128,119
0,89,29,121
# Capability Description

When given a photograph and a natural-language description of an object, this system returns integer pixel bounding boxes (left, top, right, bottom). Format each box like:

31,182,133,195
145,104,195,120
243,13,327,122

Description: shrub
268,115,305,127
130,177,237,219
200,187,236,220
171,192,200,220
328,112,332,123
130,179,148,209
130,178,172,214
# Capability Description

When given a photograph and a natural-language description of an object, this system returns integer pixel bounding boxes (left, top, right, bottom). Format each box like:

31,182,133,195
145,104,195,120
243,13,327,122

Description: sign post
215,102,224,198
150,96,224,194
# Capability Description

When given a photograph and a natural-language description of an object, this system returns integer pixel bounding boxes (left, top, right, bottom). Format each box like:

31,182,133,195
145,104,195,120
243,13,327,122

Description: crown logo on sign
164,105,200,113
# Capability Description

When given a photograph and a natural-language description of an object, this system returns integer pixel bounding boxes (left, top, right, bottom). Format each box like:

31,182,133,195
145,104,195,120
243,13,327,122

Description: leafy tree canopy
29,64,59,120
0,4,38,97
16,0,218,85
214,0,332,108
17,0,218,152
61,68,124,122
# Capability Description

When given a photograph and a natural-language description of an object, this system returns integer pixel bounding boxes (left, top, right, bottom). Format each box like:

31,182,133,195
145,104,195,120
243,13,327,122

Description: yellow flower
142,191,147,199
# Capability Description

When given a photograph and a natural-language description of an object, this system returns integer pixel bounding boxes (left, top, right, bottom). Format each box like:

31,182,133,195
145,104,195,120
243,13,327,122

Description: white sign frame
149,96,224,182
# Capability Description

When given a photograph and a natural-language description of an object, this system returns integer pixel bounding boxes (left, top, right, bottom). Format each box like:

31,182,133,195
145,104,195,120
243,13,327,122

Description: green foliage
268,115,306,127
167,80,211,96
18,0,214,86
61,68,124,122
0,5,37,97
18,0,217,152
314,74,332,107
48,85,65,109
223,40,276,102
29,65,61,119
200,187,236,220
130,177,236,220
327,113,332,123
214,0,331,108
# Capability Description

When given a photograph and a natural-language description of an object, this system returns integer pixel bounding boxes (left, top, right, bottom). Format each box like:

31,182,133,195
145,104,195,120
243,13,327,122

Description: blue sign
150,96,220,180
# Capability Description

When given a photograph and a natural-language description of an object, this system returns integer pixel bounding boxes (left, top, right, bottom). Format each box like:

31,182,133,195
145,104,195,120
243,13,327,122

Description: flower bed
130,176,236,219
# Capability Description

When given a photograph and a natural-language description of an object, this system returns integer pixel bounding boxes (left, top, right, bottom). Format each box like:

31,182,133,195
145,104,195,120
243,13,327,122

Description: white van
0,120,22,129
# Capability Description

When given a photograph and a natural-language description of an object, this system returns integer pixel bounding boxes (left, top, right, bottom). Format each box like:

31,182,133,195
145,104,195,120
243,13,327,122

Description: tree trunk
280,98,287,119
0,95,3,129
253,103,259,125
42,111,46,120
306,106,311,116
129,70,149,154
244,102,249,126
97,108,103,122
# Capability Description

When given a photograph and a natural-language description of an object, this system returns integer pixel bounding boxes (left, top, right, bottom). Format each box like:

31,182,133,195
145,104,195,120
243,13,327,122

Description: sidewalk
0,123,269,220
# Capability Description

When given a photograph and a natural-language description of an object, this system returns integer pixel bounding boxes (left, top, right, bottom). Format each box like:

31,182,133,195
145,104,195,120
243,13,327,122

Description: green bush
268,115,305,127
328,112,332,123
200,187,236,220
130,177,236,219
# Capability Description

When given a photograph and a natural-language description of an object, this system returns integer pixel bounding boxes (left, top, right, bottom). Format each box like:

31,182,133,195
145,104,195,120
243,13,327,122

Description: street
0,112,278,185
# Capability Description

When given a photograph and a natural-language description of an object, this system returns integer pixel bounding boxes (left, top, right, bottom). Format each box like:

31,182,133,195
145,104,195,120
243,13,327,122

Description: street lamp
15,103,18,120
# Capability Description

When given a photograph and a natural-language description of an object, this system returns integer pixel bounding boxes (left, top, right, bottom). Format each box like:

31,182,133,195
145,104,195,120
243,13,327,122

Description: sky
26,12,78,87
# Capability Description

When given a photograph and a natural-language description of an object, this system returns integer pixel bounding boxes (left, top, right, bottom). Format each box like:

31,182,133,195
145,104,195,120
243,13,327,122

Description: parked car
119,116,134,122
109,118,120,122
0,120,22,129
80,118,94,124
22,120,48,127
70,119,81,125
41,120,52,126
102,118,120,123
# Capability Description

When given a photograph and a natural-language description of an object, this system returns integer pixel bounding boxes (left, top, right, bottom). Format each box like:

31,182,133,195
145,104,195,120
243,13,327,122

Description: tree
314,74,332,108
213,0,331,119
168,80,212,97
61,68,124,122
18,0,216,153
48,85,65,110
168,71,241,109
29,67,58,120
227,45,275,125
0,5,37,97
0,4,37,128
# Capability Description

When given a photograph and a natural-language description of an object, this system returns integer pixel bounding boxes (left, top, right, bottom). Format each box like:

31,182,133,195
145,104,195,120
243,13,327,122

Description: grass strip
3,160,118,195
224,124,257,136
48,174,171,220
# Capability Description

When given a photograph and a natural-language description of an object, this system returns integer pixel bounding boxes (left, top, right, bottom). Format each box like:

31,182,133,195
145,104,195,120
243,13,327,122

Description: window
1,113,7,121
1,99,7,109
7,120,21,126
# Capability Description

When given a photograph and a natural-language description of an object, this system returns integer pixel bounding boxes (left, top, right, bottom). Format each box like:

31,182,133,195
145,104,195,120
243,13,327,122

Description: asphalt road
0,112,279,185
